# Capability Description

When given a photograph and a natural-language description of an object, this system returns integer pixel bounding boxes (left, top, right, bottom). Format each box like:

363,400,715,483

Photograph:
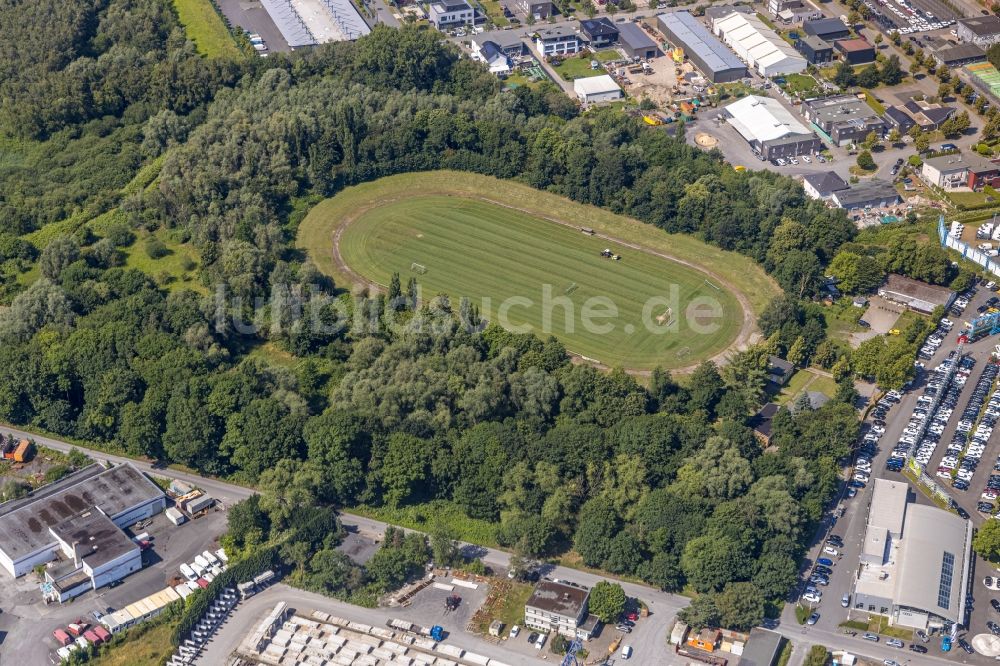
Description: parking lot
0,505,228,665
788,281,1000,663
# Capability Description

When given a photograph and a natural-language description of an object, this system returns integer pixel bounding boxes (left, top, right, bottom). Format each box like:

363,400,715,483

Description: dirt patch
695,133,719,149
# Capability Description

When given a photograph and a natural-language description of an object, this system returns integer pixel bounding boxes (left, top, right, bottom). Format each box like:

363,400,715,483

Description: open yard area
776,369,839,405
125,229,204,292
552,55,605,81
90,621,177,666
172,0,243,59
298,171,778,371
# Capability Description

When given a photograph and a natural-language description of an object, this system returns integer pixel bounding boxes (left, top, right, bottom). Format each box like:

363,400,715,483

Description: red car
626,612,639,622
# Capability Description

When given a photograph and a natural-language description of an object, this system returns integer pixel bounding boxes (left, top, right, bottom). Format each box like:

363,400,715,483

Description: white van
621,645,633,660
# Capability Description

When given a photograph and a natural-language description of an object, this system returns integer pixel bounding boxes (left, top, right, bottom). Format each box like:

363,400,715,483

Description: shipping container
92,626,111,643
165,507,187,526
83,629,103,646
52,629,72,646
12,439,33,463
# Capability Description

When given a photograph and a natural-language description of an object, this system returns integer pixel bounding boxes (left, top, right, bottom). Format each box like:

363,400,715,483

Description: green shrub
144,237,169,259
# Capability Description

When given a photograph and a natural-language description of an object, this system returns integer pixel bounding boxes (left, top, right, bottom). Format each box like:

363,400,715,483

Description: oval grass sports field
297,172,780,371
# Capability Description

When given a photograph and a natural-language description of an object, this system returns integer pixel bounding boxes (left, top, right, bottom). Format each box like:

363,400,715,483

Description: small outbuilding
878,274,956,314
573,75,623,104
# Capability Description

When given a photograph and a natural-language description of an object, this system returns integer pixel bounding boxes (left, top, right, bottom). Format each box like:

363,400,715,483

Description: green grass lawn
782,73,820,94
776,369,838,405
337,195,744,370
553,56,605,81
125,229,204,292
478,0,510,26
172,0,242,59
948,190,997,207
298,172,779,332
594,49,622,62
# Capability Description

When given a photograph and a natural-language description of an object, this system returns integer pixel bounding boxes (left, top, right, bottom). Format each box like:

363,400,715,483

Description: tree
716,582,765,631
429,519,462,568
588,581,627,623
913,131,931,153
573,497,621,567
887,127,902,144
804,645,830,666
678,594,720,630
880,54,903,85
39,236,80,280
856,150,876,171
974,519,1000,561
834,60,856,88
857,65,880,89
681,534,754,592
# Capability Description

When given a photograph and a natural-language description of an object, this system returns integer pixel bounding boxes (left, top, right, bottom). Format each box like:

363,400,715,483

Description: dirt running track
325,190,763,376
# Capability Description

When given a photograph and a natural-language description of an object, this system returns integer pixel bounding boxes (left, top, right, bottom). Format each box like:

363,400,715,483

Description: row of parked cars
918,318,953,360
940,362,999,495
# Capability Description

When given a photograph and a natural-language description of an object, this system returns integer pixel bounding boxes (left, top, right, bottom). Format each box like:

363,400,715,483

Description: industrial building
658,12,747,83
796,34,833,64
618,22,659,59
830,179,901,212
802,94,886,147
834,38,876,64
723,95,822,160
102,586,183,634
0,463,164,589
713,12,807,76
524,579,600,640
574,75,623,104
802,17,850,41
878,275,956,313
931,43,986,68
259,0,370,47
852,479,971,630
957,15,1000,48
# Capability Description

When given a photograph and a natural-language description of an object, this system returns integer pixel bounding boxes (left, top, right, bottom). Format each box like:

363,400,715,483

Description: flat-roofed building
796,34,832,64
723,95,822,159
574,75,623,104
428,0,475,28
853,478,972,630
524,579,599,639
835,37,876,64
0,463,164,579
830,179,901,212
535,25,583,56
957,15,1000,47
658,12,747,83
931,43,986,68
802,94,886,147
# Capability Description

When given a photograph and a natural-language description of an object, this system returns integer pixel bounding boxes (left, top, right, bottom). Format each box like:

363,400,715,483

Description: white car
510,625,520,637
823,546,840,556
802,592,822,603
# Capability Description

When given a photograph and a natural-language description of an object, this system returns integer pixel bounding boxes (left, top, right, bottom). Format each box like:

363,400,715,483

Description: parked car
620,645,633,660
807,612,819,625
862,633,879,642
841,593,850,608
886,638,904,648
909,644,927,653
510,625,520,638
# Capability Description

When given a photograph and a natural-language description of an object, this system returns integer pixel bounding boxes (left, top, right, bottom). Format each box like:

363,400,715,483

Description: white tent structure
713,13,806,76
724,95,813,144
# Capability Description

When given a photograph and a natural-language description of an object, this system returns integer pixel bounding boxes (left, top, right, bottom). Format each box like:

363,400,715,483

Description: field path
329,196,759,376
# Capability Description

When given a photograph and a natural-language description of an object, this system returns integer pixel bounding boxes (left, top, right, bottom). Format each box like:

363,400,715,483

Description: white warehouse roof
724,95,813,142
573,75,622,96
713,13,806,76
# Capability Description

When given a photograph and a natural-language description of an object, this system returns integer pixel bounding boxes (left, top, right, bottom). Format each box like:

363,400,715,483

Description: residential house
579,18,618,48
767,356,795,386
535,25,582,56
474,41,513,75
751,403,780,445
515,0,553,19
472,31,526,59
883,106,915,134
802,171,849,200
524,579,600,639
796,34,833,64
428,0,474,28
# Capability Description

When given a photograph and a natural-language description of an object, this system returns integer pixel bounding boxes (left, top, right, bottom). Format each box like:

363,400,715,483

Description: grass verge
172,0,242,59
90,619,177,666
349,501,501,547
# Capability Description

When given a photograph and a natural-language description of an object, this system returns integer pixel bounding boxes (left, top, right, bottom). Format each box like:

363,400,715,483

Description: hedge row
171,545,279,646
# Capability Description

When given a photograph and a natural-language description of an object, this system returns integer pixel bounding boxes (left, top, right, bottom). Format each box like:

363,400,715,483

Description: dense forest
0,0,959,611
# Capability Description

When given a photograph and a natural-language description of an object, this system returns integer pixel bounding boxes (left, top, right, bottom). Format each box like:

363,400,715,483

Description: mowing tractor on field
600,248,621,261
